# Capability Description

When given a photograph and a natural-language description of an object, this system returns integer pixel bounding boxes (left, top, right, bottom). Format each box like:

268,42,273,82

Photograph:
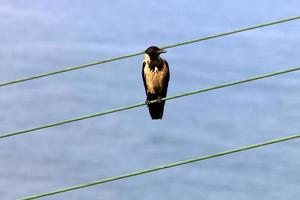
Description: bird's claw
145,99,151,106
157,96,162,104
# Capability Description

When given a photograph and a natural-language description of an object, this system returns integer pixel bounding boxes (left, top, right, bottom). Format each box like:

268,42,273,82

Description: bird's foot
157,96,162,104
145,99,151,106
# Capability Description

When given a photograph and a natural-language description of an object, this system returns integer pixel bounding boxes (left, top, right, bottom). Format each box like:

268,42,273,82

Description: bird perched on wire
142,46,170,120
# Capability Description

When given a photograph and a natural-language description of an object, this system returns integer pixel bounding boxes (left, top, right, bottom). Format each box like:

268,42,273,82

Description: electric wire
1,65,300,140
1,15,300,88
20,132,300,200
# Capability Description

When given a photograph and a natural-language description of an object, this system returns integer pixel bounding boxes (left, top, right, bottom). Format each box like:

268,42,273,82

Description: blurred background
0,0,300,199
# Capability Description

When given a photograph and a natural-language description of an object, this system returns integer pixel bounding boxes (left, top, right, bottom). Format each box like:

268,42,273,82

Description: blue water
1,1,300,199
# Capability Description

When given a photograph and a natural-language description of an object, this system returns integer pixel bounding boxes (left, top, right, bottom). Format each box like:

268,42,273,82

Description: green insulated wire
1,15,300,88
0,52,144,87
1,65,300,140
20,132,300,200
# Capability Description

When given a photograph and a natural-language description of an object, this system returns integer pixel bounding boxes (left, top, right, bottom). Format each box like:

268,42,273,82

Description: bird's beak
158,49,167,54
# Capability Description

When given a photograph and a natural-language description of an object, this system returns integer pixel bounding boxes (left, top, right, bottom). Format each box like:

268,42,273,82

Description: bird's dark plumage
142,46,170,120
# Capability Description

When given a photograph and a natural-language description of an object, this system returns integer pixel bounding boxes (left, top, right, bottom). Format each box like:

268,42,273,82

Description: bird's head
145,46,167,59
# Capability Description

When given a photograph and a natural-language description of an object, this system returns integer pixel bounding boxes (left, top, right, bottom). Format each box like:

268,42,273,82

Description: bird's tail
148,101,165,120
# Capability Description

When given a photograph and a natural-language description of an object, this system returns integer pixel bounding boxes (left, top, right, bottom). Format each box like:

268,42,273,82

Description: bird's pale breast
143,61,168,94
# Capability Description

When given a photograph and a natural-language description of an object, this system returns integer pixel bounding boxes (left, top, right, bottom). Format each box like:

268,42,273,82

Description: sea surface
0,1,300,199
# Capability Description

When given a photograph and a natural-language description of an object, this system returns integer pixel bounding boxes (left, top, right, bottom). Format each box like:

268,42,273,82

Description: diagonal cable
1,16,300,88
20,132,300,200
1,65,300,140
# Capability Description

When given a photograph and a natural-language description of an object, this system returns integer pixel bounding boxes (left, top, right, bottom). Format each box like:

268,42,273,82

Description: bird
142,46,170,120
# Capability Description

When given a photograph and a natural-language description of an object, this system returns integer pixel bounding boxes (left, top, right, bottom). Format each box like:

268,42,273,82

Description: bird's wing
142,61,148,93
161,59,170,97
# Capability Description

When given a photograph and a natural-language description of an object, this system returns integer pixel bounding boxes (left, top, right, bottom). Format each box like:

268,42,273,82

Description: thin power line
1,15,300,88
1,65,300,140
20,132,300,200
